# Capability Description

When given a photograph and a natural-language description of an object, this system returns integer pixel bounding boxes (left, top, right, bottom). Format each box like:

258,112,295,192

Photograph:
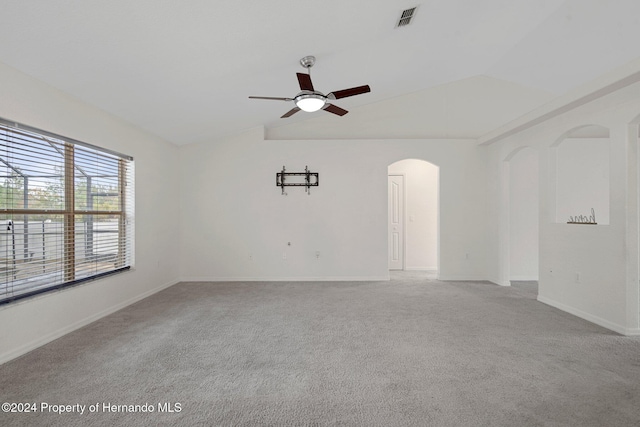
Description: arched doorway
387,159,439,275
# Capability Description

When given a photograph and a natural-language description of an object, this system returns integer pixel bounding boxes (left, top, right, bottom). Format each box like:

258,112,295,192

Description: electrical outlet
315,251,320,259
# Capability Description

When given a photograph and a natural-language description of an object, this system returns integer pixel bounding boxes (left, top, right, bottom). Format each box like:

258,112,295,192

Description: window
0,118,134,304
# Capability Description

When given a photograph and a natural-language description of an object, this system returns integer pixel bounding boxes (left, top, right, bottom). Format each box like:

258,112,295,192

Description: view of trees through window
0,174,120,218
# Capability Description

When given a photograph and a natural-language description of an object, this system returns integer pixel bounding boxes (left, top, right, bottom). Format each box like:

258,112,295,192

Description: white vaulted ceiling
0,0,639,145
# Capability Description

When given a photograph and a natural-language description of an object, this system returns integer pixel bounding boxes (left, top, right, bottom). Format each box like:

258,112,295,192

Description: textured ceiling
0,0,639,145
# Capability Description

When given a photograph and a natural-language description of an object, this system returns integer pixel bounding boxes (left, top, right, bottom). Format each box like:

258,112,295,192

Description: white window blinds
0,118,134,304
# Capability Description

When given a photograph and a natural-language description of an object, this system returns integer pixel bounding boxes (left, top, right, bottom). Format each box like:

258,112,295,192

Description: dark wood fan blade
327,85,370,99
249,96,292,101
281,107,301,118
323,103,348,116
297,73,314,91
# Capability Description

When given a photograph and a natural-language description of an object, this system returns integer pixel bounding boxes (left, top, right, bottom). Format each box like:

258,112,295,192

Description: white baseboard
0,279,179,365
438,276,487,282
404,267,437,272
179,276,390,282
485,276,507,286
510,276,539,281
625,328,640,336
537,295,628,335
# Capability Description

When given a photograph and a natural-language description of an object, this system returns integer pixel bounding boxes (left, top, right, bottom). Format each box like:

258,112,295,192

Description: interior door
388,175,404,270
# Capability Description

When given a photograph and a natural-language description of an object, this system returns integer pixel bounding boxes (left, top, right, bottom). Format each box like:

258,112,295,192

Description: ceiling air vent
396,6,418,27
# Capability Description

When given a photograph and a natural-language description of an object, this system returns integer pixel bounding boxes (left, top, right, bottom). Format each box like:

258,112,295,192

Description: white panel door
388,175,404,270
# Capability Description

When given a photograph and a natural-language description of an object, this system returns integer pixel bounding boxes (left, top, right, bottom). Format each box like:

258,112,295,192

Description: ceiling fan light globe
295,94,325,112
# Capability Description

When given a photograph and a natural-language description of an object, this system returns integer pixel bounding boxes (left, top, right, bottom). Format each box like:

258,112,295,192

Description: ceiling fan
249,56,371,118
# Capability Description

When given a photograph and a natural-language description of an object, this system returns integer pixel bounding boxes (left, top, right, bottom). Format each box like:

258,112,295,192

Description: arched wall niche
551,124,610,225
550,124,611,147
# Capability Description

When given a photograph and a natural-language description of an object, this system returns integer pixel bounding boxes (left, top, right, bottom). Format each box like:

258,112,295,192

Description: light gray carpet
511,280,538,296
1,273,639,426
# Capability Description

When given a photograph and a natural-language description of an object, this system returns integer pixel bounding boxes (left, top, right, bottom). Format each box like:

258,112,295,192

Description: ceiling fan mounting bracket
299,55,316,69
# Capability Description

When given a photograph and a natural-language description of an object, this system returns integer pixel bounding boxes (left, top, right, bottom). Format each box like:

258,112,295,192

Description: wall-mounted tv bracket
276,166,319,195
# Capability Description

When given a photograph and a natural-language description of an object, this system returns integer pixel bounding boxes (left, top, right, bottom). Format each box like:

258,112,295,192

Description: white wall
485,81,640,335
179,131,486,282
388,159,439,270
0,62,180,363
508,148,538,280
